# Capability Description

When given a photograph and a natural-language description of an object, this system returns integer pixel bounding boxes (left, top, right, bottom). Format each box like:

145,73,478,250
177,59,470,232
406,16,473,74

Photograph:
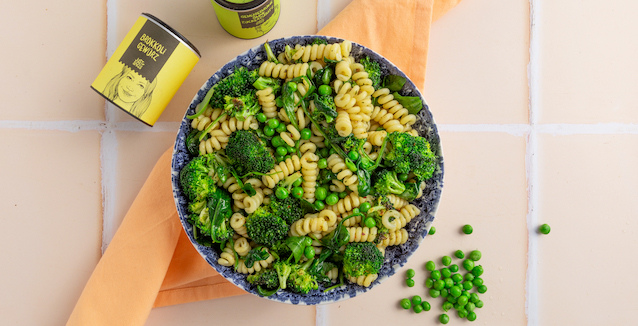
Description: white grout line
437,123,531,137
316,0,332,31
315,304,328,326
0,120,106,132
526,0,541,324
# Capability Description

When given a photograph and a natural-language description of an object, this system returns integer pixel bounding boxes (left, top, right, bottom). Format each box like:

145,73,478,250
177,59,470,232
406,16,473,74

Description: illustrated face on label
117,71,148,103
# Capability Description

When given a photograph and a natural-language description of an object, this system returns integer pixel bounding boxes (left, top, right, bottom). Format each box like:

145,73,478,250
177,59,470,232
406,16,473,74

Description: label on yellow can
212,0,280,39
91,13,200,126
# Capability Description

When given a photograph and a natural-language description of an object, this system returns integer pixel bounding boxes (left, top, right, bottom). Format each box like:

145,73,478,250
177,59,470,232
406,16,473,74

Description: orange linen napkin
67,0,461,325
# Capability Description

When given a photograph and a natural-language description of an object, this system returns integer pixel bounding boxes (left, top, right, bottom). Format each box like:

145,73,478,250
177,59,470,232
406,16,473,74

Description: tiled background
1,0,637,325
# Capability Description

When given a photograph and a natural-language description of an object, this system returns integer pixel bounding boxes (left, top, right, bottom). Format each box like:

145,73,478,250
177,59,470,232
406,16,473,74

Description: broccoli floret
269,240,292,261
342,242,384,278
341,134,366,155
188,199,207,214
179,155,215,202
245,206,288,247
270,195,304,225
311,94,338,123
384,132,437,180
225,130,275,175
210,67,259,118
398,182,421,201
360,56,381,89
223,93,260,122
189,186,234,243
247,268,279,290
287,260,319,294
372,169,406,196
273,260,294,290
253,76,281,94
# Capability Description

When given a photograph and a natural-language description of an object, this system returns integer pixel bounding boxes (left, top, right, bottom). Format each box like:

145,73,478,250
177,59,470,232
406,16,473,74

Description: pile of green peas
423,249,486,322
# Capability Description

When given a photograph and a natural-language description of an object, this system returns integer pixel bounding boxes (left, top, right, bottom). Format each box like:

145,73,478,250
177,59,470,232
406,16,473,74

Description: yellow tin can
211,0,280,39
91,13,200,126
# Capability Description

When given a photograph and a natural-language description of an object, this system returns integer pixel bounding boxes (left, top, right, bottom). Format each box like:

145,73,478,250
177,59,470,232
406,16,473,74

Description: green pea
434,280,445,290
412,303,423,313
425,278,434,289
271,136,284,148
321,68,333,85
449,264,459,273
452,273,463,283
539,223,551,234
475,300,484,308
292,187,304,199
325,193,339,206
447,296,457,304
429,289,440,298
454,250,465,259
274,154,284,162
328,147,336,155
441,268,451,278
319,148,329,158
406,269,416,279
304,246,315,259
463,259,475,272
421,301,431,311
314,200,325,211
411,295,422,306
300,128,312,140
293,177,303,187
425,261,436,271
439,314,450,324
477,285,487,293
359,202,371,213
276,146,288,156
398,173,409,182
286,145,295,154
473,278,484,287
338,191,347,199
467,311,477,321
457,295,468,307
472,265,484,277
442,256,452,266
457,309,468,319
348,150,359,161
406,278,415,287
352,208,360,214
465,302,476,312
303,236,312,247
428,226,436,235
275,187,288,199
364,217,376,228
444,278,454,288
450,286,462,298
440,289,448,298
469,250,482,261
315,186,327,201
462,281,473,291
256,112,267,123
318,84,332,96
464,273,475,282
470,293,480,304
400,298,411,310
276,123,287,133
284,155,291,161
263,126,275,136
431,270,441,280
316,158,327,169
442,301,453,312
462,224,473,234
267,118,280,129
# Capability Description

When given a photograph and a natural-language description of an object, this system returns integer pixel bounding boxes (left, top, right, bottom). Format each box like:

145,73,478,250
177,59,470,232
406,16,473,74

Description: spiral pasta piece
342,212,362,227
290,42,347,63
191,107,213,130
377,228,409,247
326,267,339,282
290,214,329,236
348,273,378,287
335,60,352,81
300,152,318,202
218,241,236,267
243,187,265,214
221,116,259,135
256,87,278,119
236,252,275,274
371,88,418,131
199,129,230,154
395,204,420,229
262,155,302,188
326,192,366,215
259,61,309,79
350,63,376,95
347,226,378,242
234,237,251,257
230,213,248,238
318,209,338,227
367,130,387,146
327,154,358,188
386,194,409,210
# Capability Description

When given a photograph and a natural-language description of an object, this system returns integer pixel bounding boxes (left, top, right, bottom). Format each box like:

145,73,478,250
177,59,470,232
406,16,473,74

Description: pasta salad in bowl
171,36,444,304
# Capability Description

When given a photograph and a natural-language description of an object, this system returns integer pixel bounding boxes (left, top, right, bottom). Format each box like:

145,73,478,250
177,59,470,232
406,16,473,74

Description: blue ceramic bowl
171,35,444,305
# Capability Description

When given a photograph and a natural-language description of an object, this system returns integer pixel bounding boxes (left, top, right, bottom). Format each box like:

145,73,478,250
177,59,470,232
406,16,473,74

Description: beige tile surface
111,0,318,123
538,134,638,324
0,130,103,325
424,0,530,124
0,1,106,121
539,1,638,124
324,132,529,325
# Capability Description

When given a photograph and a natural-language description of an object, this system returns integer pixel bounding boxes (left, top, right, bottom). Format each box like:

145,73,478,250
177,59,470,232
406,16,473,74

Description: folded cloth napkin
67,0,461,325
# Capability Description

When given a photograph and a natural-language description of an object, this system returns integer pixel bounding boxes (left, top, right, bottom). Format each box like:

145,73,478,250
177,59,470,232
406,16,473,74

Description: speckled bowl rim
171,35,444,305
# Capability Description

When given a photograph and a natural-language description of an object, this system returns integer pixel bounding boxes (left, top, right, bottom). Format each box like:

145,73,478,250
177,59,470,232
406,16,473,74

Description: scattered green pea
440,288,449,298
462,281,473,291
454,250,465,259
266,118,280,129
293,177,303,187
464,273,475,282
275,187,288,199
406,269,416,279
276,146,288,156
428,227,436,235
411,295,422,306
398,173,409,182
452,273,463,283
400,298,411,310
442,256,452,266
271,135,284,148
300,128,312,140
467,311,477,321
318,84,332,96
450,286,462,298
406,278,415,287
462,224,473,234
469,250,482,261
441,267,452,278
447,296,457,304
425,261,436,271
421,301,431,311
413,303,423,313
431,270,441,280
442,301,453,312
291,187,304,199
449,264,459,273
465,302,476,312
348,150,359,161
470,293,480,304
473,278,484,287
429,289,440,298
314,200,325,211
317,158,328,169
463,259,475,272
275,123,287,133
444,278,454,288
338,191,347,199
263,126,275,136
256,112,267,123
315,187,327,200
434,280,445,290
439,314,450,324
539,223,551,234
319,148,329,158
286,145,295,154
475,300,484,308
472,265,484,277
304,246,315,259
477,285,487,294
325,193,339,206
359,202,371,213
364,217,376,228
425,278,434,289
457,295,468,307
